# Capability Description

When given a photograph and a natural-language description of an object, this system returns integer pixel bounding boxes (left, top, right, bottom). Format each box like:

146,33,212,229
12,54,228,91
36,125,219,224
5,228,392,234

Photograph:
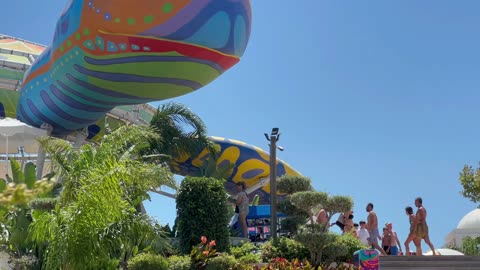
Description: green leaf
9,158,24,184
133,245,139,257
31,209,42,220
24,162,36,189
0,178,6,192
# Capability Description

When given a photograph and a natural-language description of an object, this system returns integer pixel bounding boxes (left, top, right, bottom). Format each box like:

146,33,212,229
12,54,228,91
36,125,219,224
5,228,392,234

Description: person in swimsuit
366,203,388,255
381,227,391,255
413,197,436,256
403,206,416,255
235,182,249,238
316,208,330,230
343,210,355,234
386,222,402,255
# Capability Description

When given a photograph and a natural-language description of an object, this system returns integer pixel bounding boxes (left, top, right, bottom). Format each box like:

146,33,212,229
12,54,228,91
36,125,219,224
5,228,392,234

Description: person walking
412,197,436,256
366,203,388,255
235,182,249,238
403,206,416,255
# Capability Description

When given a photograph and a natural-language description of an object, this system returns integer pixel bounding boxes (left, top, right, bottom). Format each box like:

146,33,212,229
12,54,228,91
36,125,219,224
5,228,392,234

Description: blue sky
2,0,480,252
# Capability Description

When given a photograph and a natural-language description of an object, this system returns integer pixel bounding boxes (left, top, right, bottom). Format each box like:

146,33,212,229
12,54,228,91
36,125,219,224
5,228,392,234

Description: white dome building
446,209,480,248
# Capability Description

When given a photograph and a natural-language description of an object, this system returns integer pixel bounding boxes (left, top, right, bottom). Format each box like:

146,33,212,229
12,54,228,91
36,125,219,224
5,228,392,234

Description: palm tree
30,125,175,269
147,102,216,161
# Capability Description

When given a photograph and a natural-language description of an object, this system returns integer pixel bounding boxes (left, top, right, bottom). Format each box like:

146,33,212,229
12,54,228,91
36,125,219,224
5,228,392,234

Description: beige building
446,209,480,248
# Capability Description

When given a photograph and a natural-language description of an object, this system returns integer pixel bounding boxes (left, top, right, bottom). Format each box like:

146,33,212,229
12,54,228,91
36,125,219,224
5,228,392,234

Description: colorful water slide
172,137,301,202
16,0,252,135
0,0,302,200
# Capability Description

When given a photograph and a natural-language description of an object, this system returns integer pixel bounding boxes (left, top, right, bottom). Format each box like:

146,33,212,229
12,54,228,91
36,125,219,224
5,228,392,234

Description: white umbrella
0,117,47,175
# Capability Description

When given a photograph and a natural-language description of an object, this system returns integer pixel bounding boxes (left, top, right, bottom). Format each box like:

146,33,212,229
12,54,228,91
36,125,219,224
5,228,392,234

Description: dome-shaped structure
457,209,480,230
424,248,464,256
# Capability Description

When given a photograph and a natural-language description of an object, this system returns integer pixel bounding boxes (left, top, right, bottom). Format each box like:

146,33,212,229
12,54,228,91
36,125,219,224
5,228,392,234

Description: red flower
209,240,216,247
203,251,209,256
201,236,207,244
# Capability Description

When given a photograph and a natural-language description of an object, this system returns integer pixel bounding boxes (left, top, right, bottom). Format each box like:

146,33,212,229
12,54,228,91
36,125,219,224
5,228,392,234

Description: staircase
379,255,480,270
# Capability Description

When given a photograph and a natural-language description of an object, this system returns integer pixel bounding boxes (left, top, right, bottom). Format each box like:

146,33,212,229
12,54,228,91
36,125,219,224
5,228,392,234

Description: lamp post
264,128,283,240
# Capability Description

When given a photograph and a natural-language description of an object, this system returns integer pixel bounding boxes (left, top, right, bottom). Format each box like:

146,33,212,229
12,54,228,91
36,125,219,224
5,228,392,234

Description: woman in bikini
403,206,416,255
235,182,250,238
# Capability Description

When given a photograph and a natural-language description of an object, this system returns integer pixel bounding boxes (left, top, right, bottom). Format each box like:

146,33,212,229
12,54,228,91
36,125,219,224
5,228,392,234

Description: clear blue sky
2,0,480,252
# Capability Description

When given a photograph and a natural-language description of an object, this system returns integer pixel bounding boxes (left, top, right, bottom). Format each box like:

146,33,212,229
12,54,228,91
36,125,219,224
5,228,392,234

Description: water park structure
0,0,301,202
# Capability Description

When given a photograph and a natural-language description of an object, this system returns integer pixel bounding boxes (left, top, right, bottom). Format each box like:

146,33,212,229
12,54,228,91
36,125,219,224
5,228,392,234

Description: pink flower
203,251,209,256
201,236,207,244
209,240,216,247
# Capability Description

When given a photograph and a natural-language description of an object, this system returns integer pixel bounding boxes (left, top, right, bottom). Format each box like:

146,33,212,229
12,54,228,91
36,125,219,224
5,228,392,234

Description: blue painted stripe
39,90,101,124
48,89,108,121
26,99,74,130
17,104,42,128
73,65,202,90
57,79,119,107
66,72,153,100
84,55,224,73
50,84,112,113
25,95,85,132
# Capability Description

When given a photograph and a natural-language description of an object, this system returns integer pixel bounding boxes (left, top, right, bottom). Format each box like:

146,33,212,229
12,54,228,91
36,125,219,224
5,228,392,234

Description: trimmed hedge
127,253,168,270
176,177,230,253
167,255,190,270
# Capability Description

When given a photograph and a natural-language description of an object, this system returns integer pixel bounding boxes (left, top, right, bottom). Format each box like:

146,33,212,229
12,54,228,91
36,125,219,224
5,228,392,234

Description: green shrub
295,229,337,266
260,237,309,262
176,177,230,253
229,242,256,258
462,236,480,255
238,253,261,264
329,233,366,263
29,198,59,211
277,175,312,194
229,242,261,264
127,253,168,270
167,255,190,270
205,254,237,270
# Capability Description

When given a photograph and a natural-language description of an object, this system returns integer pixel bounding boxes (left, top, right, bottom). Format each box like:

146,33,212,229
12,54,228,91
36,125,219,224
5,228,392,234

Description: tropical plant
277,175,313,194
462,236,480,255
29,125,175,269
190,236,220,269
290,189,353,267
205,254,238,270
260,237,309,262
167,255,191,270
102,213,171,269
276,176,314,235
262,257,314,270
296,228,337,268
127,253,169,270
176,176,230,253
290,191,328,226
323,233,364,264
199,155,235,180
0,159,55,257
147,102,216,160
229,242,262,264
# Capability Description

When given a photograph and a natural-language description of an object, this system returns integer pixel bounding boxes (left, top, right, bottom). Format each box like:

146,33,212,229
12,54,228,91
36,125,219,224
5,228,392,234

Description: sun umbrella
0,117,47,175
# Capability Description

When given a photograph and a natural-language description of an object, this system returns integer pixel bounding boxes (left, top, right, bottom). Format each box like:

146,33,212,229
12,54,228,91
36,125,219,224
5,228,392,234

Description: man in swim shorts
413,197,436,256
366,203,387,255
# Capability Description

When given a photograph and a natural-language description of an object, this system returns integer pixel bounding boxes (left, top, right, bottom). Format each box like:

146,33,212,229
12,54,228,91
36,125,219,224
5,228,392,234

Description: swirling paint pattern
17,0,251,135
5,0,303,201
171,137,302,203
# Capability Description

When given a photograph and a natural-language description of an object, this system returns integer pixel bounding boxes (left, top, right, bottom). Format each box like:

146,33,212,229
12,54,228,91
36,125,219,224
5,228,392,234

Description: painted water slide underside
0,0,302,200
